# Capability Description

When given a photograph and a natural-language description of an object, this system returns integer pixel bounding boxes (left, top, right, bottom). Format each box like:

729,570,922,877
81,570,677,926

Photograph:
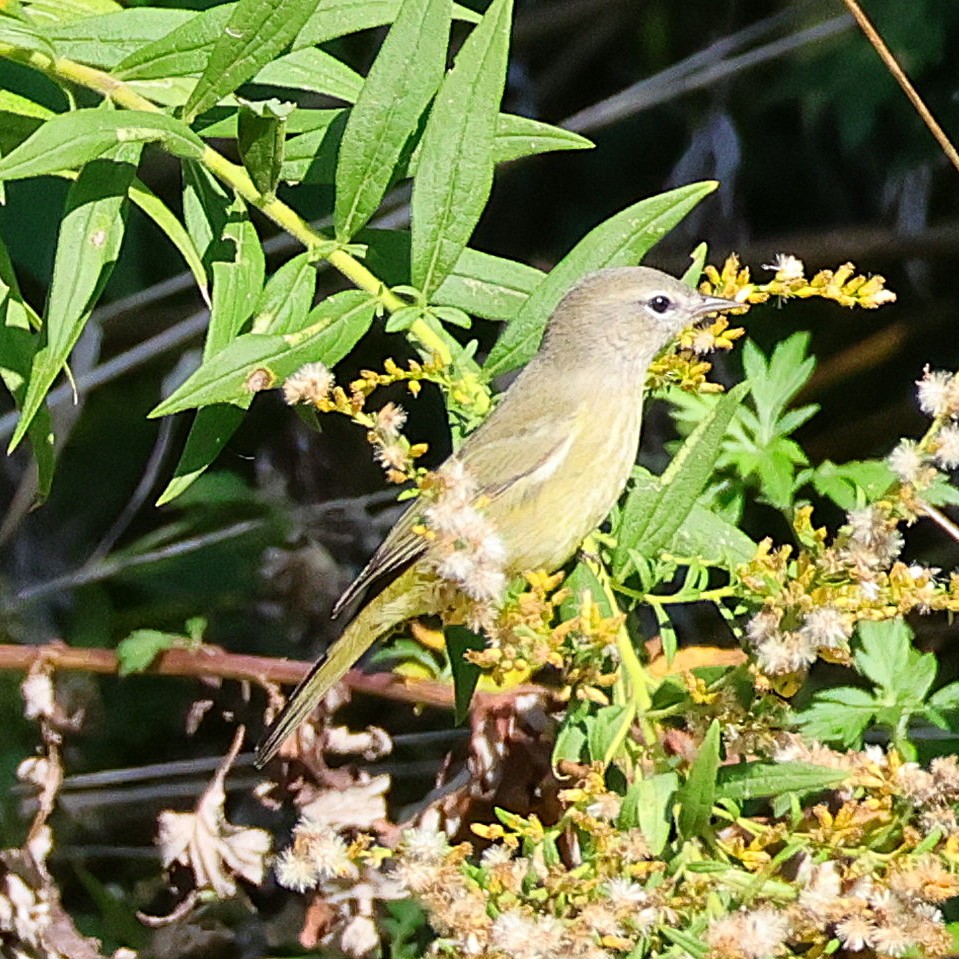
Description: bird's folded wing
332,415,578,617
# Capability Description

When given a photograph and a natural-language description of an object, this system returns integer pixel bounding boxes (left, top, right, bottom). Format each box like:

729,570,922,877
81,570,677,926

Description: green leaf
717,761,847,802
483,181,717,377
150,290,376,416
115,5,232,79
253,47,363,103
0,89,53,155
182,160,233,272
586,703,631,767
411,0,512,295
810,459,896,511
0,12,56,58
127,176,209,305
489,113,592,164
116,628,179,676
334,0,452,240
795,687,877,747
669,497,757,568
854,618,915,693
11,144,140,452
618,772,677,856
236,98,293,198
45,7,191,67
156,404,247,506
612,381,749,573
0,109,203,183
446,625,484,725
182,0,318,122
0,238,54,500
677,719,720,838
22,0,119,25
252,252,317,335
205,200,265,357
433,247,543,321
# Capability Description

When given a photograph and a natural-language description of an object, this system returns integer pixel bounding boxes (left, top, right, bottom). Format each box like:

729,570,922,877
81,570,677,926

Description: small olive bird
255,266,737,765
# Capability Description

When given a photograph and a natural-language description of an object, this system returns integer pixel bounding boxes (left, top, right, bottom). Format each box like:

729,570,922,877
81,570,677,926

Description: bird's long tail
254,569,426,767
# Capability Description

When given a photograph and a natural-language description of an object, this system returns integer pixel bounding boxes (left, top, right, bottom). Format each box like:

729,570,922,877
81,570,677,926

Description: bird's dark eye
648,294,672,314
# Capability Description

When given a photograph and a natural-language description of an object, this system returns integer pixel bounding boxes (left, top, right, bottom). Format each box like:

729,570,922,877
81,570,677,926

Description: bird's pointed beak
692,293,742,319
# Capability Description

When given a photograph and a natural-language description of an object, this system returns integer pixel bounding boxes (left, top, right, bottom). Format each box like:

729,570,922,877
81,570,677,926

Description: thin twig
840,0,959,177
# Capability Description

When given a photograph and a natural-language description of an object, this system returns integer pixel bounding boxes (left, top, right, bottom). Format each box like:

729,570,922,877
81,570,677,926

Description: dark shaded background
2,0,959,942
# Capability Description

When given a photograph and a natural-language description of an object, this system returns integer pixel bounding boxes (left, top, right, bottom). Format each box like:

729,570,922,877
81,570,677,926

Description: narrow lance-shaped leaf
0,109,203,183
411,0,513,296
677,719,720,839
182,0,318,122
10,144,141,452
483,181,718,378
0,237,54,499
253,48,363,104
150,290,376,416
612,380,750,573
333,0,452,240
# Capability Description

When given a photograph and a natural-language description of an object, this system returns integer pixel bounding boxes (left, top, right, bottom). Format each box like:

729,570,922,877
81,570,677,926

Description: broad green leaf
0,237,54,499
677,719,720,838
796,687,877,747
669,498,757,568
150,290,376,416
116,628,180,676
182,0,318,122
811,459,896,511
253,47,363,103
295,0,479,47
612,381,749,573
45,7,192,67
252,252,317,335
619,772,677,856
115,5,232,79
446,625,484,725
432,247,543,321
0,109,202,183
11,144,139,452
411,0,513,295
127,177,208,305
854,619,915,693
237,99,293,197
156,404,247,506
483,181,717,377
334,0,452,240
717,761,846,802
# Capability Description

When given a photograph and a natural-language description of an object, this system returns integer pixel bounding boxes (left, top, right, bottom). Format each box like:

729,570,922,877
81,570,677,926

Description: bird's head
541,266,740,371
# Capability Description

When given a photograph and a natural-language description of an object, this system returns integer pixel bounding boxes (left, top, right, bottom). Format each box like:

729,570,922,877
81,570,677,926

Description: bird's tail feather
254,570,426,767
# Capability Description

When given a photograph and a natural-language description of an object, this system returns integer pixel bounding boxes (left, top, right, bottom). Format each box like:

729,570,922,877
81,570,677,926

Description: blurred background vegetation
3,0,959,950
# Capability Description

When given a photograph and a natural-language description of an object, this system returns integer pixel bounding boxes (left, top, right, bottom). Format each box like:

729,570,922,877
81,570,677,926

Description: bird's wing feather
332,408,579,617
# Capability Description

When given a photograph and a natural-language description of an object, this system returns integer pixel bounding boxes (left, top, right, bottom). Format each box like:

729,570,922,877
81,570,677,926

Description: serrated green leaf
446,625,484,724
0,237,54,500
253,46,363,103
11,144,139,452
717,761,847,802
411,0,512,295
677,719,720,838
854,618,914,692
45,7,191,67
613,382,749,573
116,628,179,676
811,459,896,511
182,0,318,122
150,290,376,416
0,109,202,183
483,181,717,377
795,687,877,746
334,0,451,240
156,403,247,506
